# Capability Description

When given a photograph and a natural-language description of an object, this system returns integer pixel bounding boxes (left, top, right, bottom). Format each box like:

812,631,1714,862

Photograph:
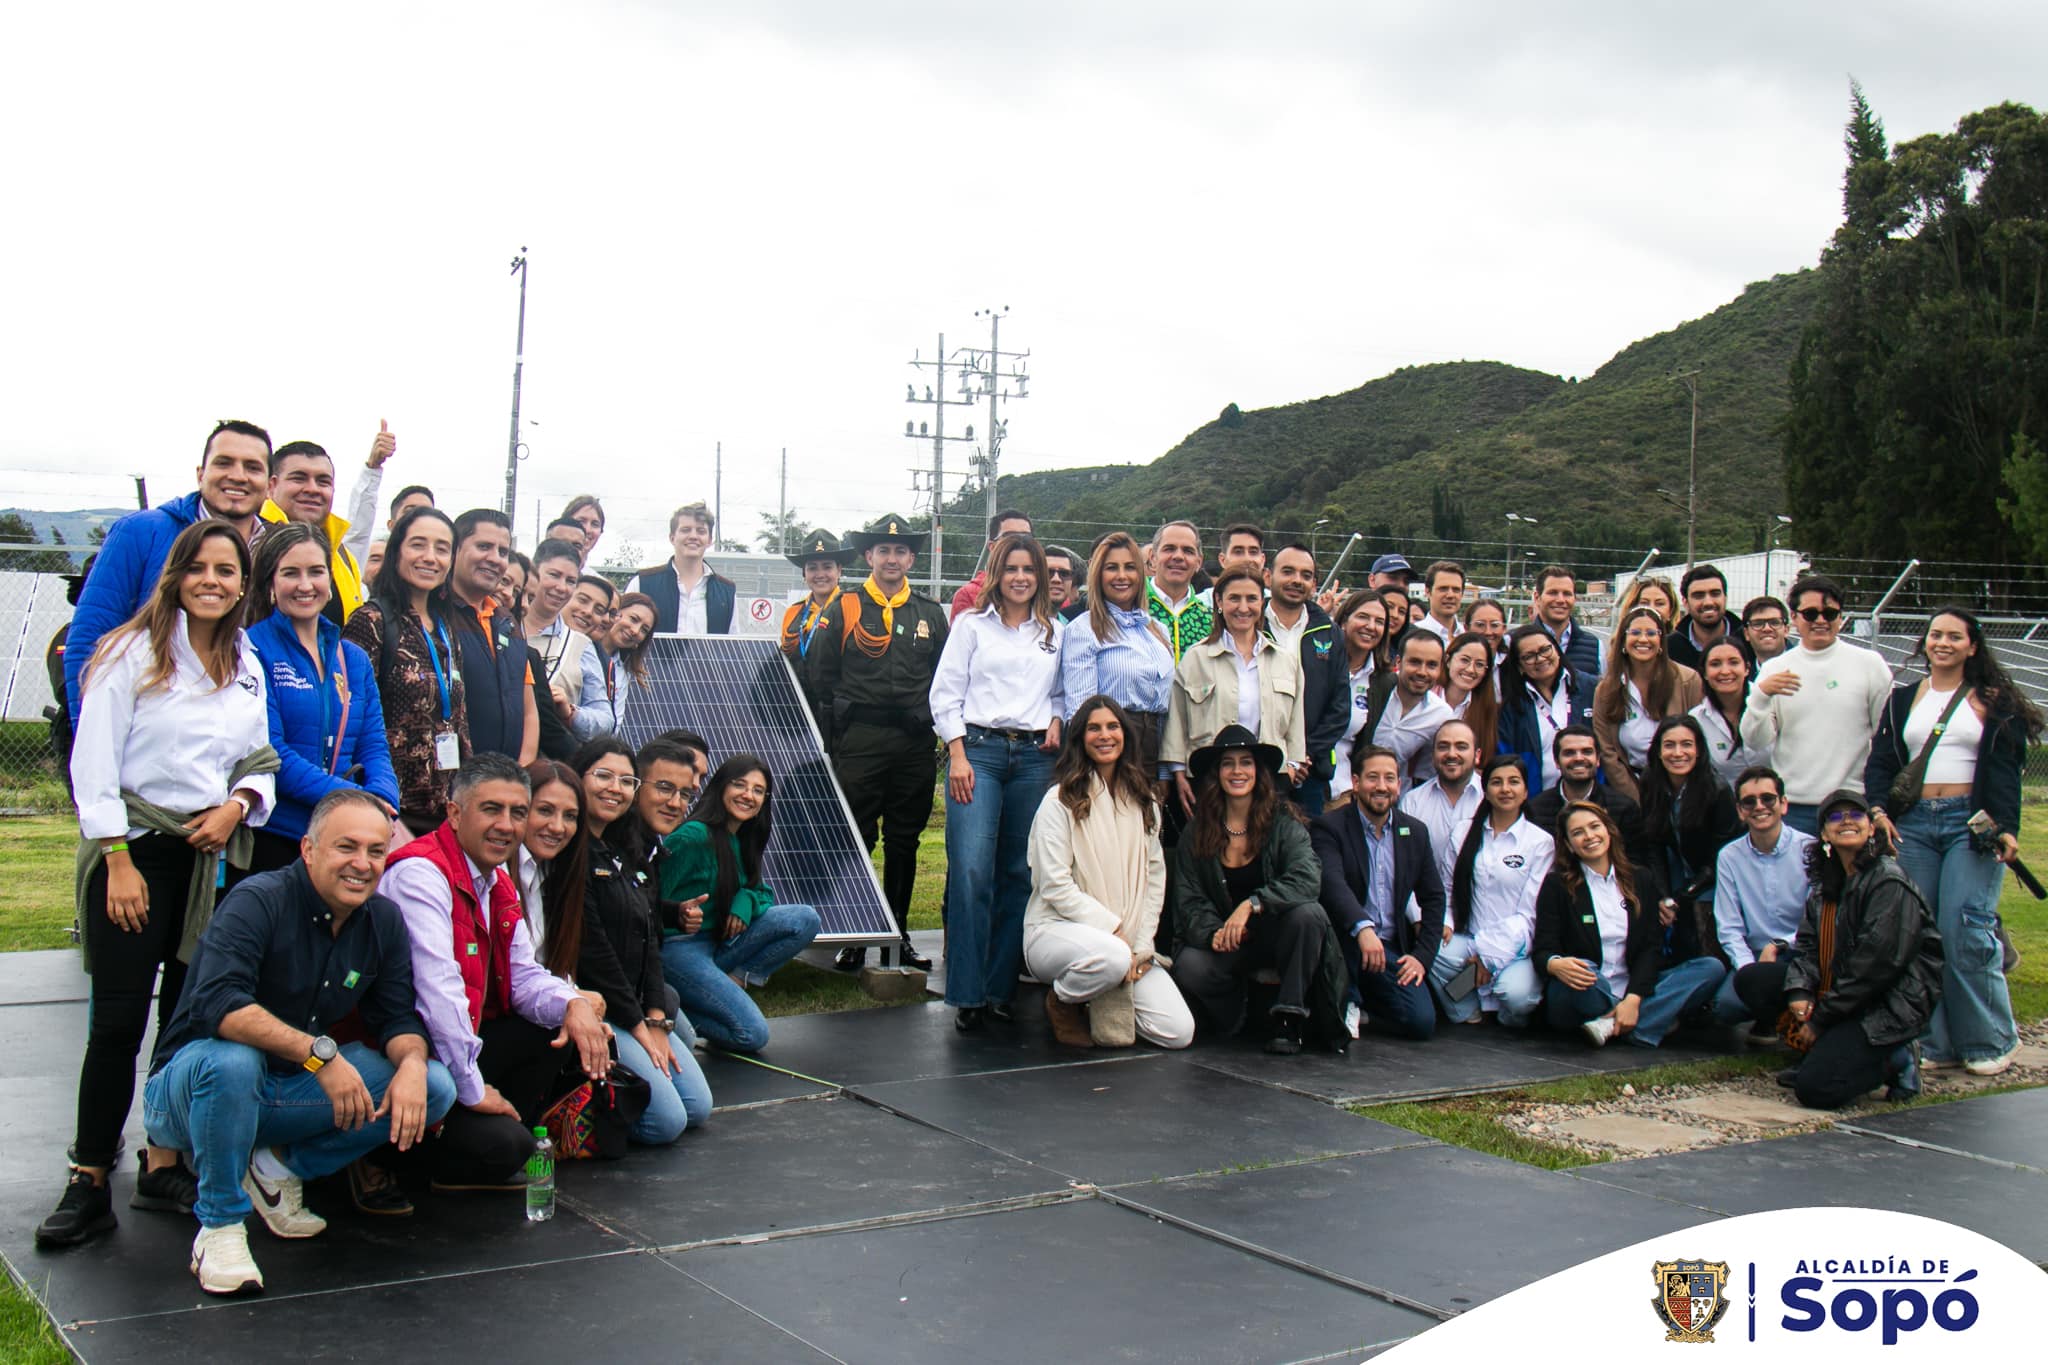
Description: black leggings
1792,1020,1898,1110
429,1015,571,1184
75,834,196,1169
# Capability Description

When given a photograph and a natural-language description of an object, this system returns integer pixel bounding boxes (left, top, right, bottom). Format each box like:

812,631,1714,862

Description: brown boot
1044,991,1094,1048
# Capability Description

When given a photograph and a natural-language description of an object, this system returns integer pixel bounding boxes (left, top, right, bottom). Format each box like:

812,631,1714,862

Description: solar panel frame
622,634,899,944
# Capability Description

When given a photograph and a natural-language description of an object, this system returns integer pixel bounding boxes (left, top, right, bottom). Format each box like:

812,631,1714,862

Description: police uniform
779,529,859,720
806,515,948,961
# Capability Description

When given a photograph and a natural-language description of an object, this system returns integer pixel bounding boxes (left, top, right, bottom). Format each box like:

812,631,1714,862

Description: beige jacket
1592,663,1704,802
1160,632,1307,769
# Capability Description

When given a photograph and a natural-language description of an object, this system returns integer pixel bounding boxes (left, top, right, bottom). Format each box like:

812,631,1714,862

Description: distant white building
1612,548,1809,613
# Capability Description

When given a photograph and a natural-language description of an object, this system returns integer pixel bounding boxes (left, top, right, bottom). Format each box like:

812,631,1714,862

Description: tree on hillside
0,512,74,574
755,509,804,555
1784,89,2048,577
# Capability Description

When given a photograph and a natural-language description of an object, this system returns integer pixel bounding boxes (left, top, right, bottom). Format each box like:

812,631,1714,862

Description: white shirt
511,846,548,950
1415,613,1457,646
1527,682,1575,790
1399,775,1483,908
530,616,590,702
929,606,1065,742
1690,699,1770,789
1331,660,1376,784
1586,864,1632,999
625,562,709,635
1467,816,1554,975
1232,647,1262,733
1265,605,1308,657
1905,684,1984,786
1616,678,1660,772
71,614,276,840
1371,686,1454,791
341,464,383,564
1740,638,1892,805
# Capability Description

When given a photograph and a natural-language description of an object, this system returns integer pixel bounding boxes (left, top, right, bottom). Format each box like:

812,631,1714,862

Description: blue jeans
144,1039,457,1228
1544,956,1727,1046
943,729,1054,1008
609,1022,713,1144
1428,932,1542,1026
1784,804,1819,838
1897,796,2017,1064
661,904,822,1053
1338,930,1435,1039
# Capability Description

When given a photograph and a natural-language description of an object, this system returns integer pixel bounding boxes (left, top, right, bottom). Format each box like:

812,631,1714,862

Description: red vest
387,822,525,1033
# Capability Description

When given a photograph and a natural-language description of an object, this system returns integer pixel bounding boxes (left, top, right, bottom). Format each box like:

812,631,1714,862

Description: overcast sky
2,1,2041,562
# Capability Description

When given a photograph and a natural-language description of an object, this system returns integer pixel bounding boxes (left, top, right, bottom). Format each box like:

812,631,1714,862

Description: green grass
0,1274,69,1365
0,816,77,951
0,720,68,813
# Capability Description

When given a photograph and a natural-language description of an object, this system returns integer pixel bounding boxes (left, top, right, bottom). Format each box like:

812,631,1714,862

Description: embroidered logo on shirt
238,675,260,695
1503,854,1526,868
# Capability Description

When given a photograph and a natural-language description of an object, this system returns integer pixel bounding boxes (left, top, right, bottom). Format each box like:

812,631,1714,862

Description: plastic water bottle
525,1126,555,1223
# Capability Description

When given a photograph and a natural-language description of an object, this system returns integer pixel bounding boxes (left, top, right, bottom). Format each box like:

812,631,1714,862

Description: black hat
1818,788,1872,820
1188,724,1285,785
849,513,929,554
785,529,859,570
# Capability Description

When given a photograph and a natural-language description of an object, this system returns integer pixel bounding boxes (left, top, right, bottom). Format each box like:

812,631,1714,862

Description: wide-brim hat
849,513,929,554
786,529,860,569
1189,723,1286,785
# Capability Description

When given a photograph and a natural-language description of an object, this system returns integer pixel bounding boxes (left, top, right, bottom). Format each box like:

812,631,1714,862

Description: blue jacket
247,611,401,840
62,491,205,715
1496,669,1597,788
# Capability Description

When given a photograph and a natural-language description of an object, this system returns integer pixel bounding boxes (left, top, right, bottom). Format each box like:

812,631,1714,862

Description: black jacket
1497,671,1597,788
1784,856,1944,1047
1531,866,1665,1001
636,561,736,635
1541,617,1603,683
1665,616,1751,673
1273,603,1348,780
528,643,577,762
1172,815,1350,1043
1309,806,1446,972
445,598,528,760
1642,779,1741,908
577,835,666,1031
1864,681,2027,833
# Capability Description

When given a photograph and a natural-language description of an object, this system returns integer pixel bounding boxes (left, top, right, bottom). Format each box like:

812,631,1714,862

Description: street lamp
1767,514,1792,600
1310,517,1330,563
1504,512,1536,591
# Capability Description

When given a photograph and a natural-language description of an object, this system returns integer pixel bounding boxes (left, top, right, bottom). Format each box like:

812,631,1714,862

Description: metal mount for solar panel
623,636,902,951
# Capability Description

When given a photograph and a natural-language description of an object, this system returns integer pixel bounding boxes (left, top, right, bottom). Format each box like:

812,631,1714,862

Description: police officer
807,515,949,970
779,529,859,714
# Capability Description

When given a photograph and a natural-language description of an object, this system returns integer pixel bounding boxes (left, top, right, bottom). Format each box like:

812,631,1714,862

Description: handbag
1884,686,1969,817
540,1063,653,1161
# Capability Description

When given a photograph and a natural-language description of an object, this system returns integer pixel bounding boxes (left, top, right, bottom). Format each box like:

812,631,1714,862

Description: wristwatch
303,1035,338,1074
647,1017,676,1034
1247,893,1264,916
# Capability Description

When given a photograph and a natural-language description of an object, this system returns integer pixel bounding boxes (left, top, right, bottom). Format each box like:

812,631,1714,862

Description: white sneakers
243,1161,327,1239
1964,1044,2019,1077
1581,1015,1617,1048
191,1223,263,1296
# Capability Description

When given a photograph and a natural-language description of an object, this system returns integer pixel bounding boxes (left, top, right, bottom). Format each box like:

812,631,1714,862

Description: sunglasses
1796,606,1843,623
1737,793,1780,810
1823,807,1868,825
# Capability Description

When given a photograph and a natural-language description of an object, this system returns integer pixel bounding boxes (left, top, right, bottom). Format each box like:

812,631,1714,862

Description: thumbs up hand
368,419,397,469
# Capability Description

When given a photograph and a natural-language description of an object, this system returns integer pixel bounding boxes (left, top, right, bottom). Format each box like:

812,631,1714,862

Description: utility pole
902,332,979,595
131,476,148,510
502,248,529,518
964,306,1031,538
714,442,723,544
778,448,789,556
1673,368,1701,572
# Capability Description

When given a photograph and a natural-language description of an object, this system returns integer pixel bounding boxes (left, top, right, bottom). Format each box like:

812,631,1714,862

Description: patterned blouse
341,599,471,831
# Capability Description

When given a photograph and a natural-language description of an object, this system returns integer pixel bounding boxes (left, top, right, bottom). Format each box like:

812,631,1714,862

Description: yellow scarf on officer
848,576,912,658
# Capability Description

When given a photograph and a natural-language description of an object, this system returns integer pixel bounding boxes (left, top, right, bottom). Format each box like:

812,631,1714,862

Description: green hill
967,269,1821,582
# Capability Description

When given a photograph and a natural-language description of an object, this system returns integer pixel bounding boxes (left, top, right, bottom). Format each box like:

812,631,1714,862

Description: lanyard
798,589,839,657
417,616,455,722
602,651,620,728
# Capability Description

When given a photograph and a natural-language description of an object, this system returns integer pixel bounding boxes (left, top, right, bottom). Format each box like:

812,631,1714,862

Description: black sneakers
35,1169,116,1249
1264,1013,1305,1056
130,1152,199,1214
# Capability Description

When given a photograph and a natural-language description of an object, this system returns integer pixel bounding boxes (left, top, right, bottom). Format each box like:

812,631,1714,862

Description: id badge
434,730,461,771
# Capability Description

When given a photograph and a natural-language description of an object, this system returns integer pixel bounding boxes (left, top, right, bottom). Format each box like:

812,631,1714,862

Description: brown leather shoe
1044,992,1094,1048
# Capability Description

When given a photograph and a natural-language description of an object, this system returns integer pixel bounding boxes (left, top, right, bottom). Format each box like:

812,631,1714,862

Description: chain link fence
7,526,2048,812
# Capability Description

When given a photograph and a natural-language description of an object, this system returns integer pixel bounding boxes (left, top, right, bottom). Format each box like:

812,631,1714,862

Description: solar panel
622,635,897,942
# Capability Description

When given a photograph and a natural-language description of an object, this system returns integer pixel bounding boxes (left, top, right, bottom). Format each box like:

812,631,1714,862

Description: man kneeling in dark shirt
143,789,456,1296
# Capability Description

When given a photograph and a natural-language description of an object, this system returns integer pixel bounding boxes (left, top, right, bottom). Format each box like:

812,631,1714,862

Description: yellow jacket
258,501,367,619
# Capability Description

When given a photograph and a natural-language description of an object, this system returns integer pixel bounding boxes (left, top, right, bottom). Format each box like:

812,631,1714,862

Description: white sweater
1739,638,1891,805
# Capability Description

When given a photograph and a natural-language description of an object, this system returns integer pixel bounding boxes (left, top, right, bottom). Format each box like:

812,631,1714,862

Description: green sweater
659,821,777,935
